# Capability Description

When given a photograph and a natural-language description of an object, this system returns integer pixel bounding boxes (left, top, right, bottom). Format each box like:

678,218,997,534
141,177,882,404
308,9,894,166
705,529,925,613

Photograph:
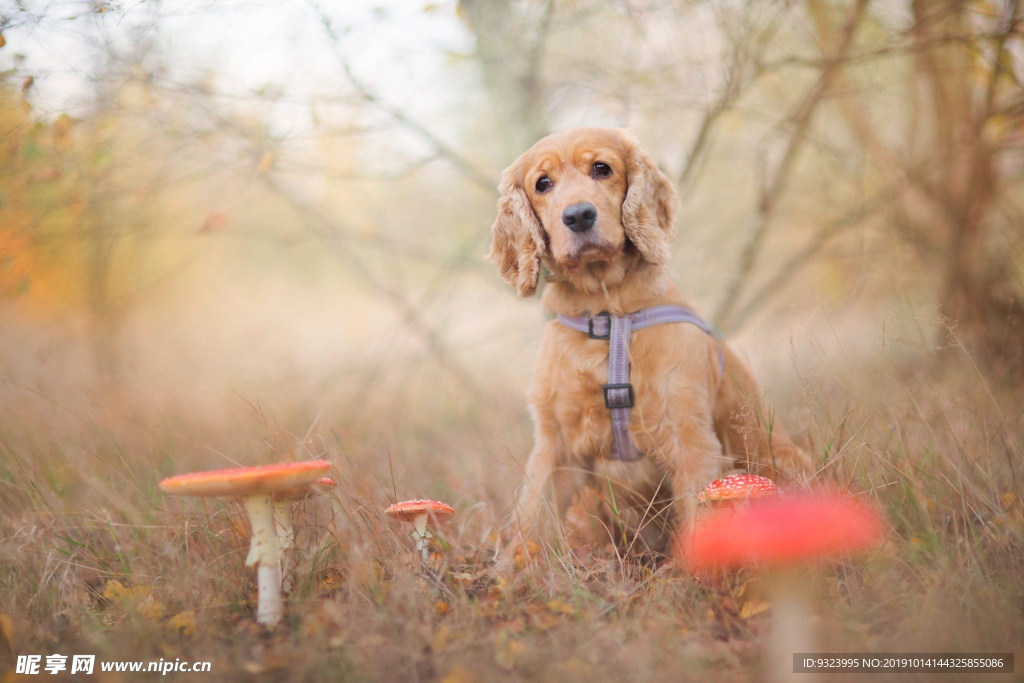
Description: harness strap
555,305,723,462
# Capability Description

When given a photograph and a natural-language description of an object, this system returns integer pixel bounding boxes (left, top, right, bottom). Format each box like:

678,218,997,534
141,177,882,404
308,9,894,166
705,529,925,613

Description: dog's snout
562,202,597,233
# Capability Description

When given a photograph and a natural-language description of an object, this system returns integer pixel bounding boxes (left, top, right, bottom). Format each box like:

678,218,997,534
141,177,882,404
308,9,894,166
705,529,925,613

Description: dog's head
488,127,677,297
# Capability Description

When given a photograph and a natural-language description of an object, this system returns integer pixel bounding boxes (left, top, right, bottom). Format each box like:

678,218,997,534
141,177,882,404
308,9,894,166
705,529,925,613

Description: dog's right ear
488,162,545,298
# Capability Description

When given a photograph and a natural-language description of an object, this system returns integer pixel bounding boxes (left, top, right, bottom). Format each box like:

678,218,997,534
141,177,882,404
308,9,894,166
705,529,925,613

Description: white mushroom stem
769,571,816,683
410,513,432,564
242,494,283,626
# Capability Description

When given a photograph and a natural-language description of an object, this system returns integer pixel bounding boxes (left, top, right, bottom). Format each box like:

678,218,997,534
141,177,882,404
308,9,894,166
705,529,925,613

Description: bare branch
714,0,871,330
677,3,793,191
309,1,496,194
261,173,487,399
729,189,898,330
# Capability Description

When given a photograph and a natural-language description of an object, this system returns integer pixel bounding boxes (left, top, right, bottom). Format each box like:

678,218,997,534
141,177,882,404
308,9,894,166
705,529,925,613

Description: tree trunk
911,0,1024,371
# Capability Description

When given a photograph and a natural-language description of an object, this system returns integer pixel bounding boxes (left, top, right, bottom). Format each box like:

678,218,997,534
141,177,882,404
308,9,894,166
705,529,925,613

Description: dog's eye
535,176,553,193
592,162,612,178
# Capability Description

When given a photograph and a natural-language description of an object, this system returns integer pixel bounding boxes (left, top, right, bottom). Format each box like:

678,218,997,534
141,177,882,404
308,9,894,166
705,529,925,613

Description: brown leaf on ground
513,541,541,570
136,594,166,620
739,599,772,620
167,611,196,638
318,566,344,595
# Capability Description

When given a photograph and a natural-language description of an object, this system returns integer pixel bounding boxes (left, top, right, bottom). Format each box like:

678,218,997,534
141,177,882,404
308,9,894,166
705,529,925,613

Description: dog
488,128,811,563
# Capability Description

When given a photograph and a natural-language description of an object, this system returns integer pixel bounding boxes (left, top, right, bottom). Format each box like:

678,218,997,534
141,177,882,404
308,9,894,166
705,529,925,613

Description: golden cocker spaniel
489,127,810,563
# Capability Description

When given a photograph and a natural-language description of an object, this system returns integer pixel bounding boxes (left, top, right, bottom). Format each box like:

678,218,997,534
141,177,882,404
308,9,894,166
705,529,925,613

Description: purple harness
556,305,723,461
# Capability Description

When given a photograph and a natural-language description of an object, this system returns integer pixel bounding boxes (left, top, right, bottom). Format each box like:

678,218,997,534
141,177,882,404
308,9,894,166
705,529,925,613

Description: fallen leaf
513,541,541,570
318,567,344,595
104,581,156,608
740,599,772,620
136,594,166,620
528,611,559,631
103,579,131,601
167,611,196,638
546,600,575,615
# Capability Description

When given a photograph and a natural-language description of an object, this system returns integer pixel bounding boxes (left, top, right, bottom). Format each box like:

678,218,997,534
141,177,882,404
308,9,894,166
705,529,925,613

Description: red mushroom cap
159,460,333,498
699,474,779,505
384,499,455,523
685,492,882,569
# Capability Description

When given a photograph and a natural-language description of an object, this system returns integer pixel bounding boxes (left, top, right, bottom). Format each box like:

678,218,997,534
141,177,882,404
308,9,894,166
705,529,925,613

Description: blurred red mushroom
685,491,883,683
686,493,881,569
384,499,455,565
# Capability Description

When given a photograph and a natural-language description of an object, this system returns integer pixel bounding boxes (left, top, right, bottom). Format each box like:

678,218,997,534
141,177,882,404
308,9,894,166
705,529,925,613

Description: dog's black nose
562,202,597,233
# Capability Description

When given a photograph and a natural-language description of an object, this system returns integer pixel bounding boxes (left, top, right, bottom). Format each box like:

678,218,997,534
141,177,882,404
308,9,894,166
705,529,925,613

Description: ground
2,339,1023,682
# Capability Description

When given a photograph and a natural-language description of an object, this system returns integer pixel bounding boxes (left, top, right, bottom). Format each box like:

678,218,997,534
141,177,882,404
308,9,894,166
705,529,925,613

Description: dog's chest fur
529,319,719,469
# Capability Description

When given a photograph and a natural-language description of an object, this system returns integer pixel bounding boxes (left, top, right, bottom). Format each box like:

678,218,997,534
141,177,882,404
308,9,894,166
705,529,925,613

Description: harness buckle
588,312,611,340
604,383,634,409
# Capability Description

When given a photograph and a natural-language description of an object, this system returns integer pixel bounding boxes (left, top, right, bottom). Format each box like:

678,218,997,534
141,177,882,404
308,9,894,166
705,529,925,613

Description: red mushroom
159,460,333,626
384,499,455,564
698,473,779,508
685,492,882,683
685,493,881,569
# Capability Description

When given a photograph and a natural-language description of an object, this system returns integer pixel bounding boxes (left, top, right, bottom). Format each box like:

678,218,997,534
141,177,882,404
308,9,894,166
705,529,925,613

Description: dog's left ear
620,133,678,266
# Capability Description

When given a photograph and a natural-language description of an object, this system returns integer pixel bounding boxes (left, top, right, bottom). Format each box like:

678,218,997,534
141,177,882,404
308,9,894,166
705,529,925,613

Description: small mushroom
698,473,779,509
685,492,882,683
384,499,455,564
159,460,333,627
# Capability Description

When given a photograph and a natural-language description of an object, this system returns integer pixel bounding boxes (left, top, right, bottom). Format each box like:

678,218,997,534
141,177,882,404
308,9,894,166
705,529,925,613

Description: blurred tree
0,62,181,382
0,77,85,307
458,0,553,161
909,0,1023,369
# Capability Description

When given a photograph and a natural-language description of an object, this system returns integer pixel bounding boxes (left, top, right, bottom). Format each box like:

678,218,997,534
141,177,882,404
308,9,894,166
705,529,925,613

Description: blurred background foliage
0,0,1022,440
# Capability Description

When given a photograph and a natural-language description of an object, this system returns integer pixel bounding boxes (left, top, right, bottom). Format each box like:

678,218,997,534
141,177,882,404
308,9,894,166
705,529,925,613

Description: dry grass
3,328,1024,682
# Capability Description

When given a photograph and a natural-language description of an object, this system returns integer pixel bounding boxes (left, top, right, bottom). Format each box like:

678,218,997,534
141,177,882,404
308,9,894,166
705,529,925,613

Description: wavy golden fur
489,128,811,561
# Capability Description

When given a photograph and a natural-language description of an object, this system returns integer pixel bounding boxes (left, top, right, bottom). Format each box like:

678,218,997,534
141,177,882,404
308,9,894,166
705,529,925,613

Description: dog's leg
650,418,722,567
500,435,582,570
